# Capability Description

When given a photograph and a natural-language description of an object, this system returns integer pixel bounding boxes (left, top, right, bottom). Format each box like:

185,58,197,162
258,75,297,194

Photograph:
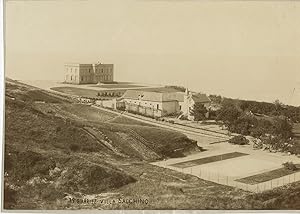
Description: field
236,167,300,185
169,152,249,168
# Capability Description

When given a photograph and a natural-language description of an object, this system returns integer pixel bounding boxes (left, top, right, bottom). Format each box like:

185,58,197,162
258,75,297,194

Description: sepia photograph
2,0,300,211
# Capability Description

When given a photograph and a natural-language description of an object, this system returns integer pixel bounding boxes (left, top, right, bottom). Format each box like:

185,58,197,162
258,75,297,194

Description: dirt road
91,105,230,146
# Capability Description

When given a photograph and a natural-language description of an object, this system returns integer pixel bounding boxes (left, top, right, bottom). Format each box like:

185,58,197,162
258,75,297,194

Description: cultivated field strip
169,152,249,168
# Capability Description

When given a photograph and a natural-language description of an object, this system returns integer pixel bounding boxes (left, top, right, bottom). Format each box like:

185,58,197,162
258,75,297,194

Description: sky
5,0,300,106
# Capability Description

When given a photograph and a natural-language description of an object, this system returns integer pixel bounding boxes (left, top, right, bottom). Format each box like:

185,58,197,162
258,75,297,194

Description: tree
191,103,208,121
209,94,222,104
229,117,252,135
228,135,249,145
272,117,293,139
216,101,241,124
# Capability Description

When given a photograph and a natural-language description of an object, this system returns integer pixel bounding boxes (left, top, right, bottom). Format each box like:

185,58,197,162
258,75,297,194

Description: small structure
180,88,211,120
64,62,113,84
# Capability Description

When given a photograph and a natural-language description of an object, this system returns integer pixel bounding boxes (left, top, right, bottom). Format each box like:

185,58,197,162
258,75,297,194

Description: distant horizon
6,77,300,107
5,0,300,107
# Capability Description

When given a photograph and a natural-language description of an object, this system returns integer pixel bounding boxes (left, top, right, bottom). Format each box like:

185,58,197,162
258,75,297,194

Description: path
91,105,230,146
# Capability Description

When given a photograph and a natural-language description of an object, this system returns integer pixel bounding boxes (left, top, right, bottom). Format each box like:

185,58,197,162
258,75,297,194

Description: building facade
180,88,211,120
121,88,211,119
64,63,114,84
122,90,181,117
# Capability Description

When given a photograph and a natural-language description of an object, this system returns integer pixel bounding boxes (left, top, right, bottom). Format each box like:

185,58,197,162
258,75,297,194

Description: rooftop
192,93,211,103
122,89,211,103
122,89,181,102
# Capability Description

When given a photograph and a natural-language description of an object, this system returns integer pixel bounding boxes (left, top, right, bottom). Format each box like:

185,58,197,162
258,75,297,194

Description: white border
0,0,299,213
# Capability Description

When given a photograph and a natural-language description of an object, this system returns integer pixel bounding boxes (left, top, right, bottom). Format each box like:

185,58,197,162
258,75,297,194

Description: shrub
6,151,56,183
282,161,297,171
228,135,249,145
4,184,17,209
116,105,125,111
191,103,208,121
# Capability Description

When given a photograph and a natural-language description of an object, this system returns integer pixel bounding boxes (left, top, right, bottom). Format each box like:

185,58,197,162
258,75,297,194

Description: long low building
64,62,114,84
121,88,211,119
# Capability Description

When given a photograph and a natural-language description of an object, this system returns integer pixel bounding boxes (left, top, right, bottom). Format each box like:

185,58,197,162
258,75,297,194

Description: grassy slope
109,116,154,127
131,125,199,157
4,81,201,209
4,85,135,209
5,80,300,210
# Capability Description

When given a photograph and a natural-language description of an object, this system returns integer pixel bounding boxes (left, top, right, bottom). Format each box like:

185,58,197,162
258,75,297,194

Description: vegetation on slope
4,84,136,209
5,80,300,210
203,96,299,154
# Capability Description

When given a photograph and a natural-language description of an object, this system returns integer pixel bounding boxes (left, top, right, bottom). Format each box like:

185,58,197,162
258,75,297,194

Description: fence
156,161,300,193
125,103,162,118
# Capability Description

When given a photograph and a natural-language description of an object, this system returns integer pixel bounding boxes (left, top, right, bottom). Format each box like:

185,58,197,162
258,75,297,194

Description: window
81,77,83,81
157,104,159,109
179,105,182,110
89,68,91,73
71,76,73,81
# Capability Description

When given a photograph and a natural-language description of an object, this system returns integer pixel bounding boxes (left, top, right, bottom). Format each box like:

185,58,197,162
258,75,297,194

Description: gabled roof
192,93,211,103
122,90,179,102
122,89,211,103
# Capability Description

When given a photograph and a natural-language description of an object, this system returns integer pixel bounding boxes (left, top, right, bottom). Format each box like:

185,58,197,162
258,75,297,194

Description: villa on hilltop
64,62,114,84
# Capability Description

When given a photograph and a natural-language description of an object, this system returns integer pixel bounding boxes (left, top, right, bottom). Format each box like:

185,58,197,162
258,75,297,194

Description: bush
58,161,136,194
116,105,125,111
5,150,56,183
228,135,249,145
4,184,17,209
282,161,297,171
191,103,208,121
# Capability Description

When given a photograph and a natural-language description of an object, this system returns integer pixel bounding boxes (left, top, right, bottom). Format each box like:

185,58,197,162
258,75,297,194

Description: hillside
4,80,200,209
4,80,300,210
